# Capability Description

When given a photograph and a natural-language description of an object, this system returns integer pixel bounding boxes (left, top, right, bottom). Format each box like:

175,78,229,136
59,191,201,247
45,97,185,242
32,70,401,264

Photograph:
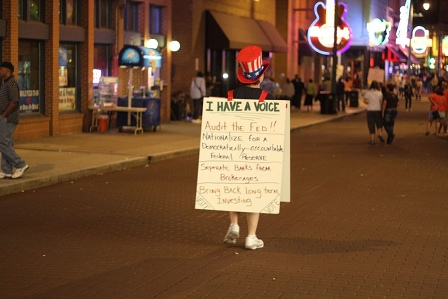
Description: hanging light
423,1,430,10
146,39,159,49
169,40,180,52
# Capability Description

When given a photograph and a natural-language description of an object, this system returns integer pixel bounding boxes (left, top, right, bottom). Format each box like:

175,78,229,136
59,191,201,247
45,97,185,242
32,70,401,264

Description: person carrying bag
190,71,206,124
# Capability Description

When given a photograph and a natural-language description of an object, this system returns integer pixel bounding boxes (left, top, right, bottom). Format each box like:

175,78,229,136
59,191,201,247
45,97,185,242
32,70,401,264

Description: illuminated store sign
442,36,448,56
396,0,411,48
411,26,432,54
367,18,391,46
307,0,352,55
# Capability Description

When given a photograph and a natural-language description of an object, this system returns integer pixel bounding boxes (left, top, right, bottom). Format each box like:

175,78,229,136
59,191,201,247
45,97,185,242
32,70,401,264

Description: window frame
149,5,163,34
124,1,140,32
19,0,45,22
60,0,78,25
94,0,113,29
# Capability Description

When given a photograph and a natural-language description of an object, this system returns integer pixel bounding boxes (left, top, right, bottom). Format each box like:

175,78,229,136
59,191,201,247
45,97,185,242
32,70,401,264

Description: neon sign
307,0,352,55
396,0,411,48
411,26,432,54
442,36,448,56
367,19,391,46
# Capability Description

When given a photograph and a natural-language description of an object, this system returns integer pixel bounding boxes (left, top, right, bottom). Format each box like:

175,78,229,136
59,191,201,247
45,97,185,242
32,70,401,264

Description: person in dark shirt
223,45,274,251
291,75,305,110
0,61,29,179
336,77,345,112
381,84,399,144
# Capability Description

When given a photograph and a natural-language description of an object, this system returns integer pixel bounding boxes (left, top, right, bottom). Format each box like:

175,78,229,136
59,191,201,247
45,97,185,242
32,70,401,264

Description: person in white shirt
190,72,206,123
282,78,294,102
363,81,385,144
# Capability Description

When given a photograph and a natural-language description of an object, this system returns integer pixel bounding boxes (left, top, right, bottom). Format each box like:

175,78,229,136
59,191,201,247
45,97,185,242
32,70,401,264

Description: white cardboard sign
195,97,290,214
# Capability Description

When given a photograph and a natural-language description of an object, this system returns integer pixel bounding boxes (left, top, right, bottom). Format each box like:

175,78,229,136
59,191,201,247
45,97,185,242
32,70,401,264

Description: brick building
2,0,173,140
2,0,289,140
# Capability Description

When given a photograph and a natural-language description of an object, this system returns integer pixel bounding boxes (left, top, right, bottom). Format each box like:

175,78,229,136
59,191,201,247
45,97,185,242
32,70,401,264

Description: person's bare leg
378,127,385,143
229,211,239,224
246,212,259,235
426,120,432,135
435,121,441,136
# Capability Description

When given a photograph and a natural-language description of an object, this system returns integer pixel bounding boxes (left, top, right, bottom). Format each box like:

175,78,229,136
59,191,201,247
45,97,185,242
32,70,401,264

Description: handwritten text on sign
195,97,287,214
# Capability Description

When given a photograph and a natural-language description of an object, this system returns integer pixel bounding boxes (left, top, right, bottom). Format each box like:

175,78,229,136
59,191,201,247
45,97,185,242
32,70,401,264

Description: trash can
97,114,109,132
171,100,183,121
317,92,337,115
348,90,359,107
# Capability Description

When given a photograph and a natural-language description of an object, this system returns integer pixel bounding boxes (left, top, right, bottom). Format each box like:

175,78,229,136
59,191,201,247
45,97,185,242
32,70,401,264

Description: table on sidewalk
89,106,147,135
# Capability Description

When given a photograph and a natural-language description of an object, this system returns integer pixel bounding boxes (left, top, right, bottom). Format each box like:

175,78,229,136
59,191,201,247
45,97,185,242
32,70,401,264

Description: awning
206,10,287,52
382,45,406,62
257,20,288,52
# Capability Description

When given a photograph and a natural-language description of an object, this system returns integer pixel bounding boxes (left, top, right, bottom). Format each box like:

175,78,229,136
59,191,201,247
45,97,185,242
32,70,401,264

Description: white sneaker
11,165,29,179
223,224,240,244
0,172,12,179
245,236,264,250
191,119,202,124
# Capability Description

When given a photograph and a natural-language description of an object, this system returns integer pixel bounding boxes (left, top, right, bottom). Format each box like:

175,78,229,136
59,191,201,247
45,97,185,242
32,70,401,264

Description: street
1,99,447,299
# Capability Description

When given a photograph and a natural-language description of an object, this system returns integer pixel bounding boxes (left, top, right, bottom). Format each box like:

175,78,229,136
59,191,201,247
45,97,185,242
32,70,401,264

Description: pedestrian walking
415,77,422,100
304,79,316,111
291,75,305,110
223,45,275,250
282,78,294,103
381,84,399,144
426,88,444,136
190,71,206,124
336,77,345,112
403,80,413,112
0,61,29,179
363,81,385,144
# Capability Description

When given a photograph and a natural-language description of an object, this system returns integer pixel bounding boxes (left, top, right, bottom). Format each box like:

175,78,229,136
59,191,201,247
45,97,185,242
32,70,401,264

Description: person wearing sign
223,45,275,250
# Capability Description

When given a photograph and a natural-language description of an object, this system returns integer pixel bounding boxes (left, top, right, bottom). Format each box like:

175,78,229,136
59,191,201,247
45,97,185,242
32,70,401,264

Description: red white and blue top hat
237,45,270,84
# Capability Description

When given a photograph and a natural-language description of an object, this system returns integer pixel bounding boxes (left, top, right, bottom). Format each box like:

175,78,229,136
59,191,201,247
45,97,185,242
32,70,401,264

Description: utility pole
407,1,414,80
331,0,338,95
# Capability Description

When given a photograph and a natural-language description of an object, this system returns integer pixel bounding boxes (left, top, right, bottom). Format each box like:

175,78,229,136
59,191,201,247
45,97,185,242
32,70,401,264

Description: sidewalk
1,101,366,196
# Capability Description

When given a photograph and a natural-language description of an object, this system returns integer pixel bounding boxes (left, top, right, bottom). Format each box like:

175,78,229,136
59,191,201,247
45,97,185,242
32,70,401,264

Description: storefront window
18,40,42,115
94,45,111,77
59,43,78,111
93,45,111,105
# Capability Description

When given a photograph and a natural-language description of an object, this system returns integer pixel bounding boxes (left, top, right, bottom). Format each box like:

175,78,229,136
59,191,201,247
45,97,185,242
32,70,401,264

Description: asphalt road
1,99,447,299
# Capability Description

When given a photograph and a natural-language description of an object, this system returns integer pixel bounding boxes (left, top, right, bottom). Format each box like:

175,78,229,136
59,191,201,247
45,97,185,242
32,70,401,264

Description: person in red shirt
426,88,444,136
440,85,448,135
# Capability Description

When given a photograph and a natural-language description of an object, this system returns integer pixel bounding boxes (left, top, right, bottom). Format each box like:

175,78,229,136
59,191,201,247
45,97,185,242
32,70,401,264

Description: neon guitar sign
307,0,352,55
